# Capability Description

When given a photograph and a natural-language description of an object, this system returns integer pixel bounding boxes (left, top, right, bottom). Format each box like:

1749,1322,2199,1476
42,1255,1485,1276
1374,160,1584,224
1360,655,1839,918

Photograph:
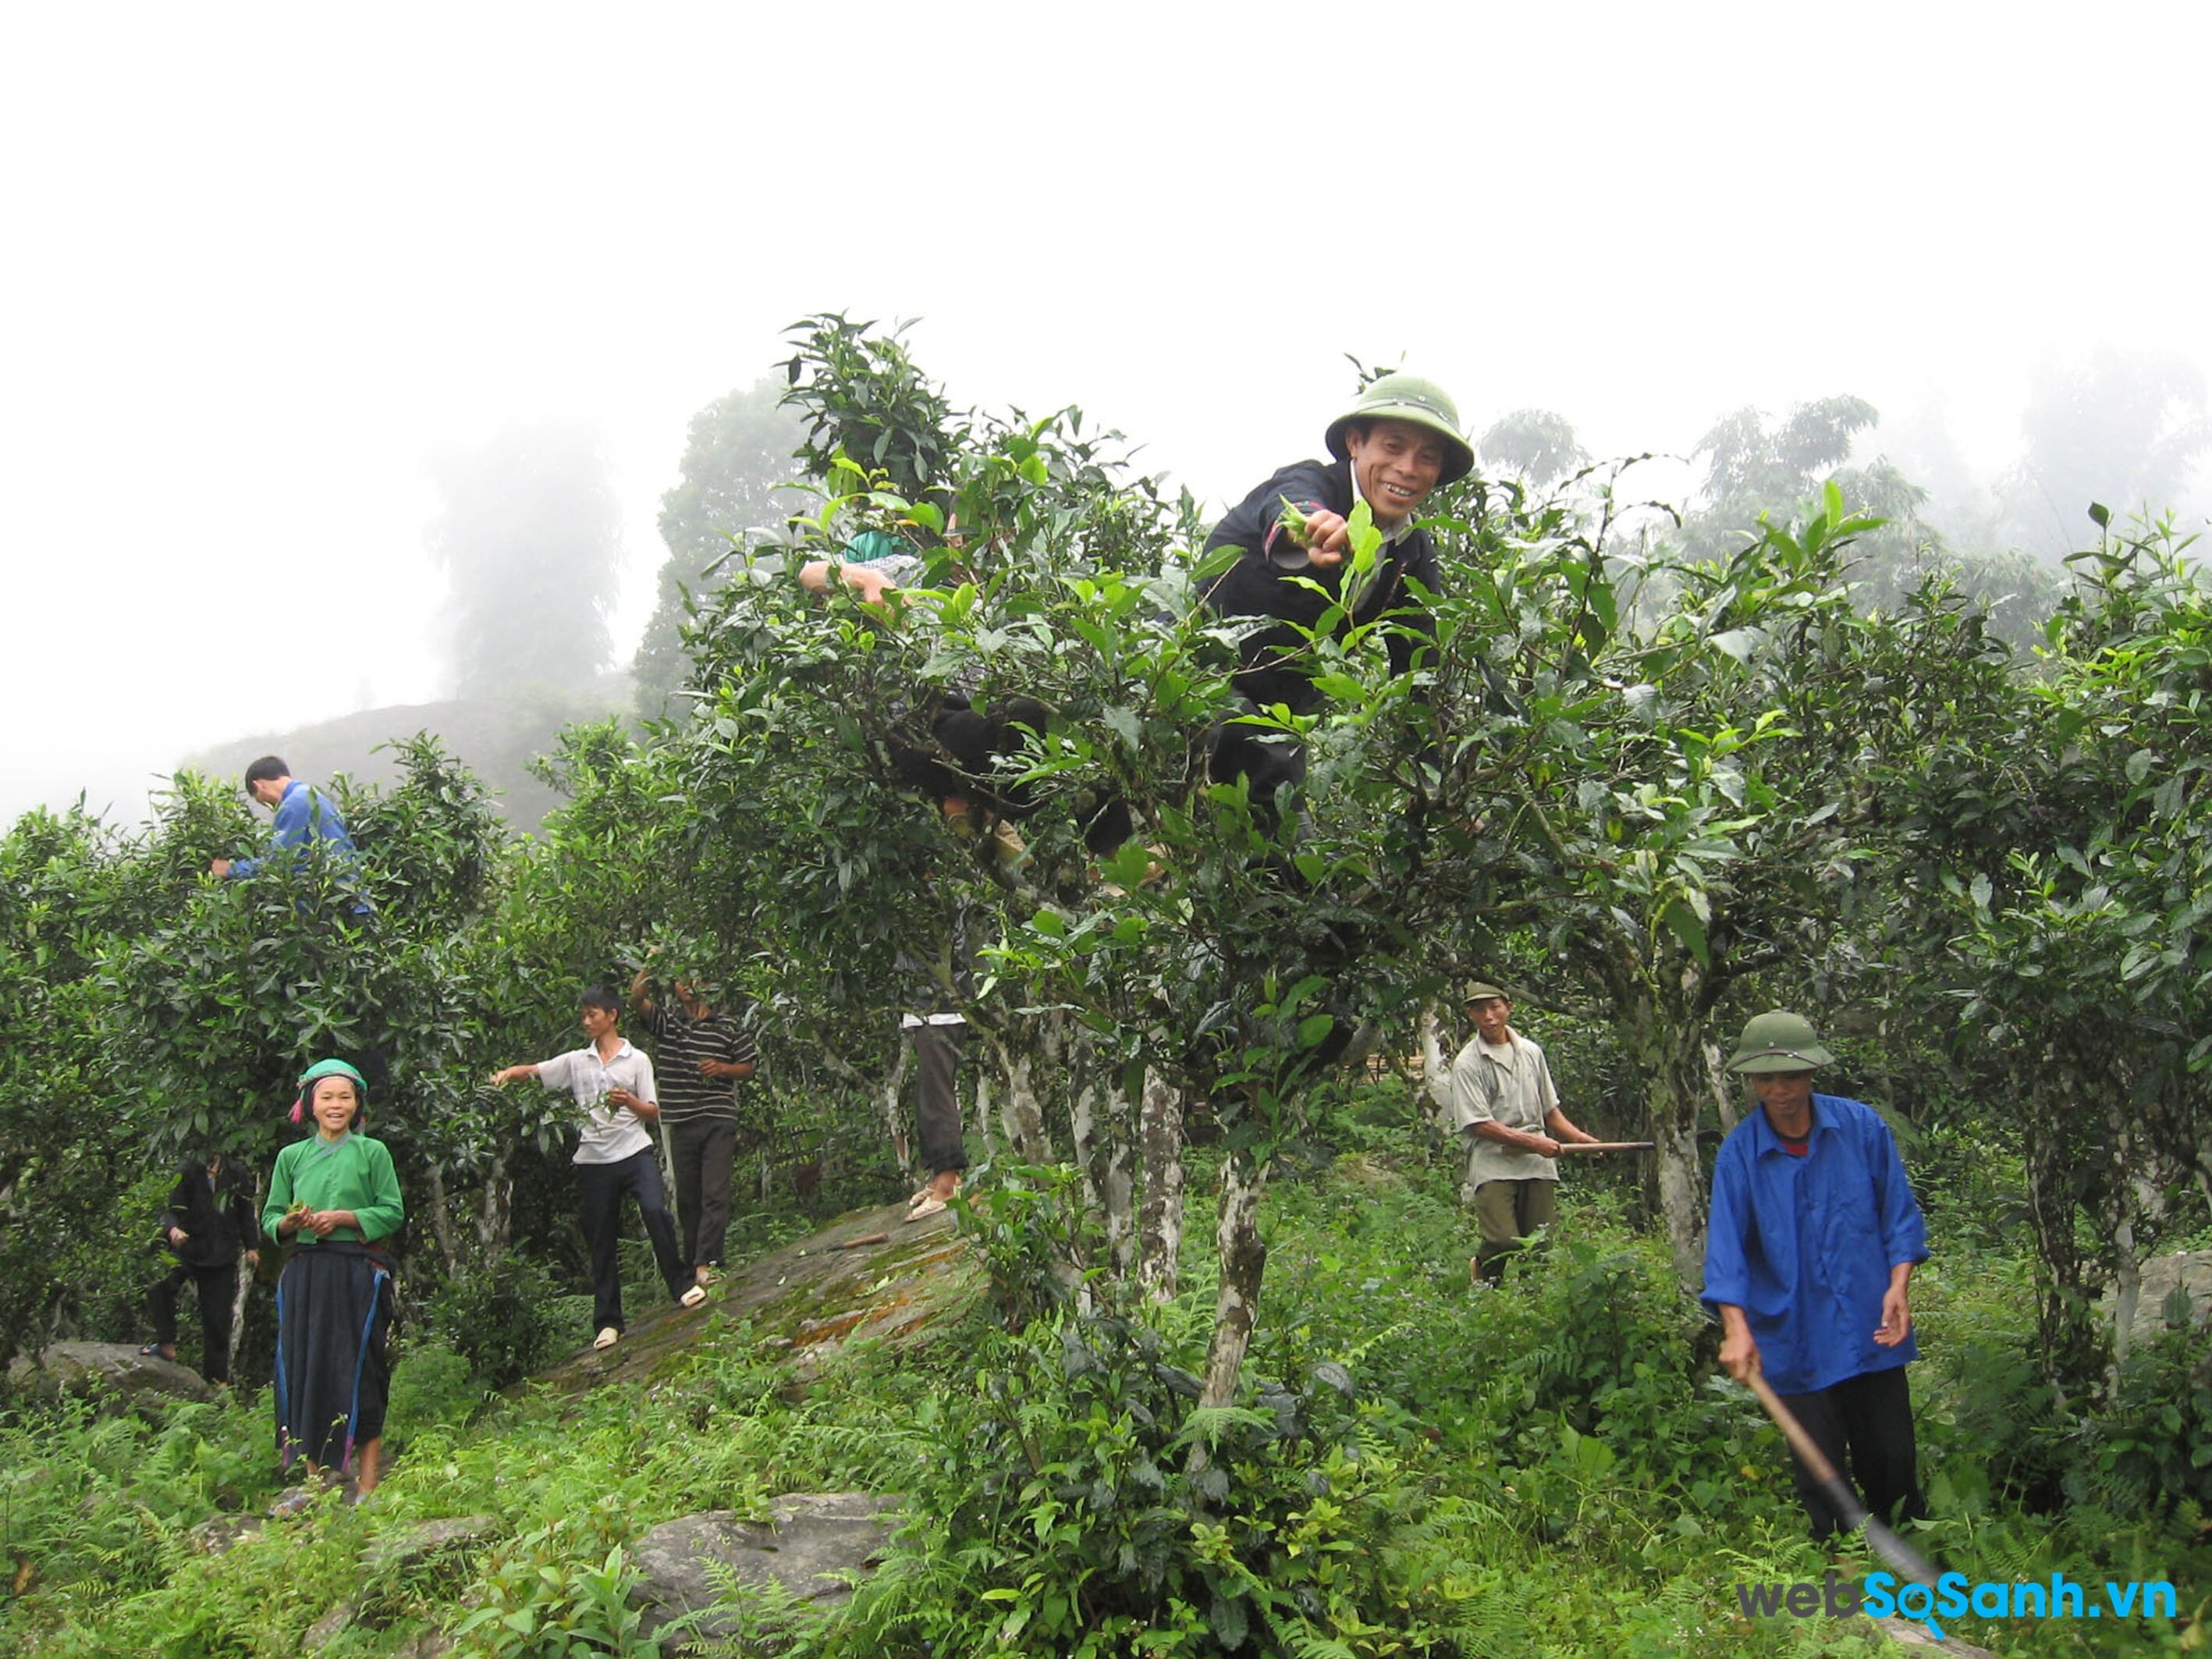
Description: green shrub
387,1338,487,1435
449,1499,653,1657
828,1311,1492,1657
2064,1312,2212,1521
423,1249,572,1391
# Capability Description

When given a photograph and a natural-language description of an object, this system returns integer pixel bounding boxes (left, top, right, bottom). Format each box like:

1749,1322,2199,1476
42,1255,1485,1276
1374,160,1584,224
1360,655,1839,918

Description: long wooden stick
1743,1370,1937,1587
1556,1140,1656,1154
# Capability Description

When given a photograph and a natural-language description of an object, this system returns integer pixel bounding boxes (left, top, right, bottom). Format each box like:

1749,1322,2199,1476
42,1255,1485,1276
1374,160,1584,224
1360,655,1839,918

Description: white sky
6,2,2210,827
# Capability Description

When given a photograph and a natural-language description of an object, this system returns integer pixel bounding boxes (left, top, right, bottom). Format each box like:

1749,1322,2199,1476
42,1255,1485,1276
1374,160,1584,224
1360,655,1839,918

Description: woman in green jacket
264,1058,404,1501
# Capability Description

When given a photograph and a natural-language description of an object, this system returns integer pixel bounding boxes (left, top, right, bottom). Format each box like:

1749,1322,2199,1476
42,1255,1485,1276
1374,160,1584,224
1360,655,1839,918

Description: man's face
1344,418,1447,527
1752,1071,1815,1120
1469,996,1511,1043
247,777,286,810
579,1004,618,1043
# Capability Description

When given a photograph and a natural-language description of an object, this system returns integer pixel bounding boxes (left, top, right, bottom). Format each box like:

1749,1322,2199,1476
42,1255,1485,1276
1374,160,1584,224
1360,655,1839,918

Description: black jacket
1201,456,1441,712
160,1159,261,1269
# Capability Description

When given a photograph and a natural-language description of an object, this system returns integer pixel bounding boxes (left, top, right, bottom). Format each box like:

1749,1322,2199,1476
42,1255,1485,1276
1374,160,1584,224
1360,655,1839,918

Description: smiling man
1702,1010,1931,1542
1201,373,1471,834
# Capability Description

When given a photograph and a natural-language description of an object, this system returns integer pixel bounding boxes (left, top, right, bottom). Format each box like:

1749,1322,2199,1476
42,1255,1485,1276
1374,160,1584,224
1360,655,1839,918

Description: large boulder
17,1341,215,1411
2093,1249,2212,1348
630,1493,901,1654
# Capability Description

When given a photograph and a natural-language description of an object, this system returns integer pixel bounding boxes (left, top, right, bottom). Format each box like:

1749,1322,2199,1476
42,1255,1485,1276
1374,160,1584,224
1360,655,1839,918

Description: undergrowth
2,1117,2205,1656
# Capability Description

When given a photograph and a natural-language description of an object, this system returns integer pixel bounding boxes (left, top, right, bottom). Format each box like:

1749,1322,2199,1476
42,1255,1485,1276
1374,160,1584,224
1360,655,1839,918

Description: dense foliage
2,317,2208,1652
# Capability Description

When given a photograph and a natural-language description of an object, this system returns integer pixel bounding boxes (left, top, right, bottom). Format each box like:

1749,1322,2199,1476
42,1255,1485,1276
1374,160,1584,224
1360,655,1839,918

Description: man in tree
489,985,700,1351
800,527,1045,869
629,964,759,1294
1702,1010,1930,1540
140,1149,260,1384
801,525,1026,1224
211,755,367,911
1201,374,1470,831
1449,982,1601,1284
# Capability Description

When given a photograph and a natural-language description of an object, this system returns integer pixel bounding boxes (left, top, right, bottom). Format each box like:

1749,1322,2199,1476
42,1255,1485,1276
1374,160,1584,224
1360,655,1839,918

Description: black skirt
273,1244,392,1474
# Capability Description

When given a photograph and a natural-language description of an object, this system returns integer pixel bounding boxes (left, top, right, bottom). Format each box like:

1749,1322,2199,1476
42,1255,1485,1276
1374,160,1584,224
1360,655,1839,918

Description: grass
1,1113,2204,1656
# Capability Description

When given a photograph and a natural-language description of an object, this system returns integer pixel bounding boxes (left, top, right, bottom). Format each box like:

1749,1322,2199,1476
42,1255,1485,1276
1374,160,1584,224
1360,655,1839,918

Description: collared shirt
1451,1028,1563,1187
641,1004,758,1124
534,1039,659,1165
1701,1092,1930,1394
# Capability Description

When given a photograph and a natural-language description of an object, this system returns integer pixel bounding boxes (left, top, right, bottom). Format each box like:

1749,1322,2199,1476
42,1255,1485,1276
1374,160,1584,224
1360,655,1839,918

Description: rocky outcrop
630,1493,903,1654
12,1341,215,1411
529,1199,971,1397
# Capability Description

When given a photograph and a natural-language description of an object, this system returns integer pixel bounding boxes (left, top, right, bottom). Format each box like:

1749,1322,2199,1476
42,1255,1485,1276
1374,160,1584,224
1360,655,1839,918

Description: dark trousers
910,1023,970,1177
1472,1178,1557,1285
150,1260,240,1384
576,1149,689,1334
1208,694,1311,838
1778,1366,1925,1541
890,696,1051,821
668,1116,737,1270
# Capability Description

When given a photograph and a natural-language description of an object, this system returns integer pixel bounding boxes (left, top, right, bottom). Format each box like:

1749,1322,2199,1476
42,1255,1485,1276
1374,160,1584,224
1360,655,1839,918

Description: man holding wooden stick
1702,1010,1930,1542
1448,982,1604,1284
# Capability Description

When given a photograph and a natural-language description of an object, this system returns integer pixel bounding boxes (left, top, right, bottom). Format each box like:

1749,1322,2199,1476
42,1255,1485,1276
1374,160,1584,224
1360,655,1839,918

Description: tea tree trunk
1195,1144,1269,1414
1137,1069,1185,1302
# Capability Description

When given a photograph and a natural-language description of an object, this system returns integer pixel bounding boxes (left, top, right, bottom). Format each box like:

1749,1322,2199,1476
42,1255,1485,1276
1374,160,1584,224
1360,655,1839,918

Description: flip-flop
680,1285,708,1309
592,1327,620,1351
904,1194,948,1222
137,1343,173,1359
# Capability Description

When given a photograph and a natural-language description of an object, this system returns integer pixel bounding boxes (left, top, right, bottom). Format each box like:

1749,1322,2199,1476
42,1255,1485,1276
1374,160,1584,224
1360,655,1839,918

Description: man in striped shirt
630,967,759,1291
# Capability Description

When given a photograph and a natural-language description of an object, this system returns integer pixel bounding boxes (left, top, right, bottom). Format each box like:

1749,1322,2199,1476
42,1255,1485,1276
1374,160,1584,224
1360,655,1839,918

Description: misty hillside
186,676,632,835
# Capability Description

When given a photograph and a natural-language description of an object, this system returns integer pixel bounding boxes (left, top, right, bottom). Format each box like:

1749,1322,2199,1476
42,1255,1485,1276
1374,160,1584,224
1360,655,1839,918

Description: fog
6,3,2209,829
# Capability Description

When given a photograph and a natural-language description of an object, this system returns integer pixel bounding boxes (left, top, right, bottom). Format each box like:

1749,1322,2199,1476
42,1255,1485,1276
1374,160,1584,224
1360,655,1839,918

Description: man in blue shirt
1702,1010,1930,1540
211,756,362,889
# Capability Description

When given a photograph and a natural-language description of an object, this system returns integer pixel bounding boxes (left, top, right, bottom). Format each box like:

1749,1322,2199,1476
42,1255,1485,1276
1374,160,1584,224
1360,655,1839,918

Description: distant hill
186,675,634,835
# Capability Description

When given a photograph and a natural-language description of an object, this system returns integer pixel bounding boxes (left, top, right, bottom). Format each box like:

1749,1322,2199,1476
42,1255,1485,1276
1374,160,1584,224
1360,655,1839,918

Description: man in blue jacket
1702,1010,1930,1540
211,755,360,880
1201,373,1469,832
211,755,368,914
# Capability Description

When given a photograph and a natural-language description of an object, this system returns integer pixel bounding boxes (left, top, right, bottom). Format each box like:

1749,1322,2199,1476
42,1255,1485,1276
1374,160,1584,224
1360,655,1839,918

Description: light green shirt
1451,1029,1563,1188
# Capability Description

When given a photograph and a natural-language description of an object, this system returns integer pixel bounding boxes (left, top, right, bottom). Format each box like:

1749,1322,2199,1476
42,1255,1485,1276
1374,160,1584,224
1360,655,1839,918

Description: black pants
667,1116,737,1271
909,1022,970,1178
150,1260,240,1384
890,696,1051,821
576,1149,689,1334
1777,1366,1924,1541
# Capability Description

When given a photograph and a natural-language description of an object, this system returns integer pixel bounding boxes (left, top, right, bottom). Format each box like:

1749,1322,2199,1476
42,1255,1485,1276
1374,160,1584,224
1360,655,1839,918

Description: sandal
904,1194,948,1222
137,1342,174,1359
592,1327,620,1352
680,1284,708,1309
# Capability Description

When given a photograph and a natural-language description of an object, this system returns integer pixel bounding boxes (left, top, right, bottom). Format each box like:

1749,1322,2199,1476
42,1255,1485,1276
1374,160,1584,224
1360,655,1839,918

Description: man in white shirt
1450,982,1601,1285
492,984,701,1349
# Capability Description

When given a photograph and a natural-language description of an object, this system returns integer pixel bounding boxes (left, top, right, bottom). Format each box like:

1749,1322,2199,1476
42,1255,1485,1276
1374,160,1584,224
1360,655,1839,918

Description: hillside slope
185,675,634,833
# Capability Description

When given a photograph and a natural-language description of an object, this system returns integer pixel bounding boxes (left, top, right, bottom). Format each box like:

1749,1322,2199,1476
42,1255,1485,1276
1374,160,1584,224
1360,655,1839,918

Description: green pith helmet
1462,981,1509,1005
1727,1011,1834,1074
1325,373,1475,485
